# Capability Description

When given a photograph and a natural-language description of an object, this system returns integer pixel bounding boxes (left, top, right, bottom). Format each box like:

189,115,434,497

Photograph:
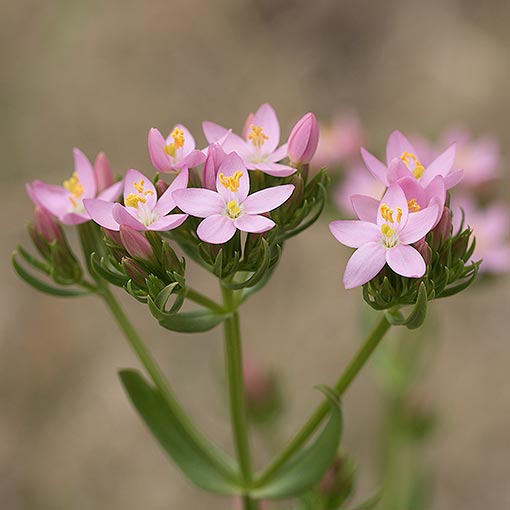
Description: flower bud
119,225,153,260
415,239,431,266
102,227,122,246
203,143,227,190
431,207,452,248
287,112,319,165
93,152,114,193
161,240,181,273
34,206,63,243
317,456,355,508
155,179,169,197
122,257,149,287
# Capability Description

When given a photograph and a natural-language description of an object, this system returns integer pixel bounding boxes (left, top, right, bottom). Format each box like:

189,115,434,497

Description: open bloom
84,169,188,231
202,103,295,177
361,130,463,190
173,153,294,244
330,184,439,289
148,124,206,173
28,149,123,225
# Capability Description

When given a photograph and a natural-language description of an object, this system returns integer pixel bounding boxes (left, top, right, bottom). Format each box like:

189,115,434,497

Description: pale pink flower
84,169,188,231
329,184,439,289
173,153,294,244
361,130,463,190
452,196,510,274
28,149,123,225
202,103,296,177
287,112,319,165
148,124,206,173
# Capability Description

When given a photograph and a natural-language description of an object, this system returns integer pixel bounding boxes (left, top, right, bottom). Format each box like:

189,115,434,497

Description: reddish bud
119,225,153,260
34,206,63,243
122,257,149,286
415,239,431,265
155,179,169,197
432,207,452,247
203,143,227,190
102,228,122,246
287,112,319,165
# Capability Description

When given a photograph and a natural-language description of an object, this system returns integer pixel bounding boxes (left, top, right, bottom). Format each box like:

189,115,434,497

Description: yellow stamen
63,172,84,198
401,151,425,179
408,198,421,212
133,180,145,193
164,127,185,157
219,171,243,192
226,200,242,219
381,224,395,238
125,193,147,208
248,124,269,149
396,207,403,223
380,203,394,223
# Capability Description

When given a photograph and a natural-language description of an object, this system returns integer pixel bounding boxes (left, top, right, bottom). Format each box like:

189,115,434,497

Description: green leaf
251,387,343,499
16,245,51,275
12,252,90,297
119,369,241,494
384,282,428,330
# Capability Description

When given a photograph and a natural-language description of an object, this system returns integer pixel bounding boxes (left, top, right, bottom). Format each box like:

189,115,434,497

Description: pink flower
28,148,123,225
202,103,296,177
361,130,463,190
452,196,510,274
148,124,206,173
84,168,188,231
287,112,319,165
173,153,294,244
329,184,439,289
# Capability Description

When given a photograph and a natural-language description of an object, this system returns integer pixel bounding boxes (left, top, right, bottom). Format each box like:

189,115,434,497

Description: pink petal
377,184,409,228
385,130,416,164
97,180,123,202
73,148,96,198
387,158,412,184
83,199,119,230
250,162,296,177
360,148,388,185
29,182,70,219
266,144,288,163
329,220,380,248
149,214,188,231
421,143,456,186
153,168,189,216
343,242,387,289
444,169,464,189
93,152,114,193
203,121,230,144
423,175,446,211
123,169,157,210
197,214,237,244
112,203,147,230
216,153,250,202
203,143,227,190
350,194,379,222
172,188,225,217
148,128,173,173
180,150,206,169
202,121,249,157
60,212,90,225
386,244,425,278
395,176,427,208
399,204,439,244
234,214,275,233
175,124,196,156
242,184,294,214
251,103,279,153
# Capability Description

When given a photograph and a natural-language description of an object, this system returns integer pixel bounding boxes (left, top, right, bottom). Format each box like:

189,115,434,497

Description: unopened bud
161,241,181,272
34,206,63,243
119,225,153,260
432,207,452,248
318,456,355,507
415,239,431,265
243,358,281,421
203,143,227,190
102,228,122,246
93,152,114,193
155,179,169,197
287,112,319,165
122,257,149,287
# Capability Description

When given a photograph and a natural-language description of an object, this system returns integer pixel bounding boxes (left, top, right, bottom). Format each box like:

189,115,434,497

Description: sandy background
1,1,509,508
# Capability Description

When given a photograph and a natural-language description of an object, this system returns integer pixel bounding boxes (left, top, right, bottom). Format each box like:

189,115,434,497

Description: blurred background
1,0,509,508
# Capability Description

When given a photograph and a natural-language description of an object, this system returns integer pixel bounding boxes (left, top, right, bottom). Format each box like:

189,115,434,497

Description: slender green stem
100,286,238,480
222,286,257,509
256,314,391,485
186,287,224,312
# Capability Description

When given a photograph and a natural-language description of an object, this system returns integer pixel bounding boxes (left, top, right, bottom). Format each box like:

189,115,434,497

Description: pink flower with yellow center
361,130,463,190
329,184,439,289
148,124,206,173
173,153,294,244
202,103,296,177
84,169,188,231
28,149,123,225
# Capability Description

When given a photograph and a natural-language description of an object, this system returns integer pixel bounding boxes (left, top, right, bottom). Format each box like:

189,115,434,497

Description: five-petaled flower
84,169,188,231
28,149,123,225
202,103,296,177
148,124,206,173
329,184,439,289
173,153,295,244
361,130,463,191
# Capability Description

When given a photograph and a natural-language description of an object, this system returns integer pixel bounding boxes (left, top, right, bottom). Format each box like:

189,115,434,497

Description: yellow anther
396,207,403,223
248,124,269,149
125,193,147,208
63,172,84,198
219,171,243,192
408,198,421,212
381,224,395,238
133,180,145,193
401,151,425,179
226,200,242,219
380,203,394,223
164,127,186,157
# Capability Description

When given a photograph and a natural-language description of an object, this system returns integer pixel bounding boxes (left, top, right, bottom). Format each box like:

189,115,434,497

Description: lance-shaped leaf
251,386,343,499
119,369,242,494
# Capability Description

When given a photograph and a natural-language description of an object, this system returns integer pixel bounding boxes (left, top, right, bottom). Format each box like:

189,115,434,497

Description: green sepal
251,386,343,499
91,253,130,287
16,244,51,275
119,369,242,494
385,282,428,330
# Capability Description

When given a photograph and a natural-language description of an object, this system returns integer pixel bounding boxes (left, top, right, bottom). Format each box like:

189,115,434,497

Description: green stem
186,287,224,312
222,286,256,509
256,314,391,485
101,286,238,481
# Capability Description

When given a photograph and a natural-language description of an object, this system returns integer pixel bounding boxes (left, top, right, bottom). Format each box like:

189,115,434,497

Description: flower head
330,184,439,289
202,103,296,177
173,153,294,244
148,124,206,173
28,148,123,225
84,168,188,231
